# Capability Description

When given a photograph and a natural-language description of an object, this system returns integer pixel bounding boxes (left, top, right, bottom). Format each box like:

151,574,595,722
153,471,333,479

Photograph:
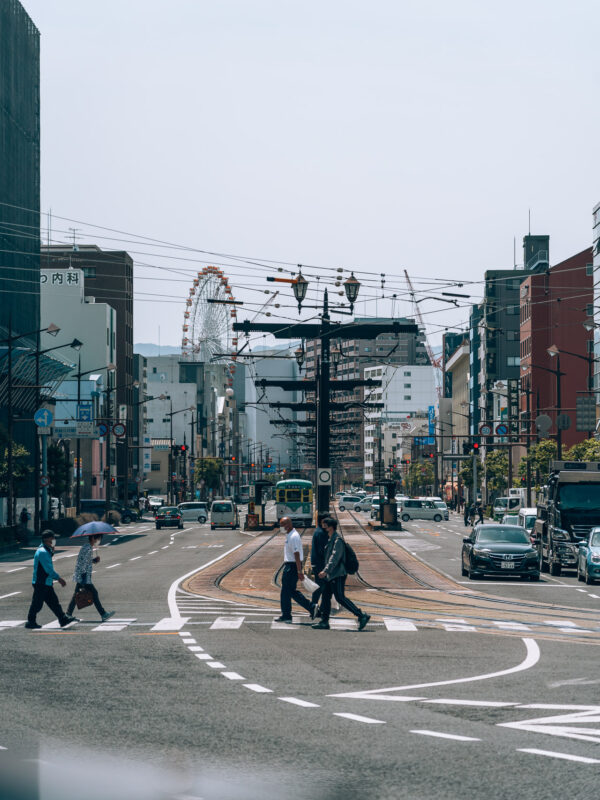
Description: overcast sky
22,0,600,349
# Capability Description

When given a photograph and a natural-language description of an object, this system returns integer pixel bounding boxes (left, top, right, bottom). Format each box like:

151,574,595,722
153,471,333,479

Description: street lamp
343,272,360,312
292,270,308,312
294,343,305,370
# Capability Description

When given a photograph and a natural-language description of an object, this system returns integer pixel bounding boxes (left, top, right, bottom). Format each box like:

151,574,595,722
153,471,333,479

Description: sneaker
59,615,77,628
25,621,41,629
274,616,292,623
358,613,371,632
101,611,115,622
311,620,330,630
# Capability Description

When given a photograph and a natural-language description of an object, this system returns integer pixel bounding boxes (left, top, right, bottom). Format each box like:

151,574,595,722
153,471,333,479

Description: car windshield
434,501,446,508
477,527,530,544
525,515,536,530
213,503,232,513
494,498,509,509
557,484,600,511
502,516,519,525
591,532,600,546
160,507,178,514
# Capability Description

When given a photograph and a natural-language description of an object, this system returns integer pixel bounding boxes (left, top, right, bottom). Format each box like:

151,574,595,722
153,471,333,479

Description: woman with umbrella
67,521,116,622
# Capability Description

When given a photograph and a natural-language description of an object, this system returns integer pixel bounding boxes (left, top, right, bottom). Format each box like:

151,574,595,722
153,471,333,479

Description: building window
82,266,96,278
153,367,157,373
404,383,411,388
586,263,593,276
404,395,411,400
506,330,518,341
506,305,518,315
404,371,411,377
146,418,154,423
151,462,161,471
507,356,520,367
587,303,594,318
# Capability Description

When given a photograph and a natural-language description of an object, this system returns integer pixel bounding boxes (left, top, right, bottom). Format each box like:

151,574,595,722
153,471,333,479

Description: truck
535,461,600,576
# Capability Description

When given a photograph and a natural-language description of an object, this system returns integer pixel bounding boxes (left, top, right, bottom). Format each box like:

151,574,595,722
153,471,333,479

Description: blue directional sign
77,403,92,421
34,408,53,427
97,422,109,437
495,423,508,437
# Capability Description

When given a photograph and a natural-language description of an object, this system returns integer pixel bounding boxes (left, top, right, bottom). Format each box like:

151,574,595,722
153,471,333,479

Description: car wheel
210,525,215,530
530,574,540,581
468,560,480,580
156,524,161,530
541,555,549,573
433,514,442,522
122,516,131,524
339,505,345,511
198,516,207,524
577,561,584,581
401,513,410,522
178,523,183,529
549,555,561,576
461,558,467,577
355,506,362,512
586,566,594,585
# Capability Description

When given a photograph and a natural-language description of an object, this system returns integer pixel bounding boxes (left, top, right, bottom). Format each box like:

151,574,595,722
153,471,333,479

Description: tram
275,479,314,527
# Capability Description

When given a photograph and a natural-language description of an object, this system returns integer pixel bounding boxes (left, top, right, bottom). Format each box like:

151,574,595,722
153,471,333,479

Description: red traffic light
180,445,187,452
473,442,479,451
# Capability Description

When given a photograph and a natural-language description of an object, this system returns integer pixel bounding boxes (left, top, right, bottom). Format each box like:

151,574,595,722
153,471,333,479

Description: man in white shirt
276,517,316,623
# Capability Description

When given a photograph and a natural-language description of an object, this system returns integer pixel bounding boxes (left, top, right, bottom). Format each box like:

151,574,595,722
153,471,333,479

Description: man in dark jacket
312,517,370,632
310,514,328,614
25,530,76,629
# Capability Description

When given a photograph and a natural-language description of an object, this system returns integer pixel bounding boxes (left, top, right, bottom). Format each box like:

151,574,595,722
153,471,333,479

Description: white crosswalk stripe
383,617,418,631
92,618,136,632
0,620,26,630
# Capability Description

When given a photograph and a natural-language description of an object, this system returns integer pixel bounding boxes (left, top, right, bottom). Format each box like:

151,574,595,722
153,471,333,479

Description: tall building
520,248,593,449
304,317,429,485
44,245,134,502
593,202,600,423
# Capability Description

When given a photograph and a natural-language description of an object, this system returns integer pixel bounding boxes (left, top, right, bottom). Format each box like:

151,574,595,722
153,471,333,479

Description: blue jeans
280,563,312,619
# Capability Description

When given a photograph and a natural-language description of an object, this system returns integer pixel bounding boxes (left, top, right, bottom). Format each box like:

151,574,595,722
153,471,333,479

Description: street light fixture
343,272,360,311
292,270,308,312
294,344,305,370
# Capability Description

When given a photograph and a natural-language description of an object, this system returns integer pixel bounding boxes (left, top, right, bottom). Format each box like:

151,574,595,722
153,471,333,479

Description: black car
462,524,540,581
155,506,183,530
80,499,138,524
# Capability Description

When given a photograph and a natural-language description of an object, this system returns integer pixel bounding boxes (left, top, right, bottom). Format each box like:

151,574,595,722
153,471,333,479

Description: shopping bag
75,588,94,609
300,575,319,593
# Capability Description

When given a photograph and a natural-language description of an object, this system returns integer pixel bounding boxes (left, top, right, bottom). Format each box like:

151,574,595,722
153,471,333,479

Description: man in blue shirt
25,530,76,629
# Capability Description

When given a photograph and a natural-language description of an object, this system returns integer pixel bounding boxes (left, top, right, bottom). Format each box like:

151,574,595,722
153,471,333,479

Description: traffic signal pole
317,291,331,514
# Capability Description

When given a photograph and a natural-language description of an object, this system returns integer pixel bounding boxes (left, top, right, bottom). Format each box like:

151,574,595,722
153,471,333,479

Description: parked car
80,499,137,524
577,527,600,585
353,496,373,512
178,501,209,524
461,523,540,581
501,514,520,526
338,495,362,511
370,497,382,519
210,499,239,530
155,506,183,530
399,499,445,523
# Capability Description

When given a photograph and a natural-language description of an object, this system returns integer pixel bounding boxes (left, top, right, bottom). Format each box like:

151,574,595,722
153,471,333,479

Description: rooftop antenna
69,227,79,252
513,236,516,269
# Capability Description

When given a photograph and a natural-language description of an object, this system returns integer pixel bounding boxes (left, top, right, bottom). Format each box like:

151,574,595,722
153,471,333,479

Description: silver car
400,499,445,523
178,501,209,523
338,495,363,511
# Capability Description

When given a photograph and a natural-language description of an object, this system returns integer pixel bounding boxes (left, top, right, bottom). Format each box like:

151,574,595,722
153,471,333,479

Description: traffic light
180,445,187,453
462,442,471,455
473,442,480,453
110,477,116,485
229,455,237,463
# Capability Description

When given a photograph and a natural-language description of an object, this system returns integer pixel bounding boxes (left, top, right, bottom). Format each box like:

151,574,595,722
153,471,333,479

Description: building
468,303,483,438
44,245,134,503
304,318,429,485
363,364,437,483
132,354,148,492
439,341,470,498
442,332,468,399
520,247,593,450
593,202,600,422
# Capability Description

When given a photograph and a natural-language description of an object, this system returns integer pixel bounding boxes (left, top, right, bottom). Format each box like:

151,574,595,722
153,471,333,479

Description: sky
21,0,600,350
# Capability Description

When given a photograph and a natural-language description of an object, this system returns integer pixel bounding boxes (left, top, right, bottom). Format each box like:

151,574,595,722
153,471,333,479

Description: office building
593,202,600,421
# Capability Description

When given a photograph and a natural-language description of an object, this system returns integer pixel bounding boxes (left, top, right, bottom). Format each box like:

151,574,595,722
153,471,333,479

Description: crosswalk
1,612,599,636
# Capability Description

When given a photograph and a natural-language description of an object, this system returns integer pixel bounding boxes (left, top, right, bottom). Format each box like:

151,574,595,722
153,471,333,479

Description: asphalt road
1,510,600,800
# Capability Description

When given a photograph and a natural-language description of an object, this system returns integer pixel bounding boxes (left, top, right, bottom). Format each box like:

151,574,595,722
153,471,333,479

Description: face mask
48,538,56,548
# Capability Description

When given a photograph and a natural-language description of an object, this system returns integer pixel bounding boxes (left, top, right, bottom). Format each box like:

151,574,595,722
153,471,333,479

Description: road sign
135,476,142,484
479,423,492,436
76,421,95,437
34,408,53,427
112,423,126,438
576,395,596,431
495,423,508,437
77,403,92,421
97,422,108,437
39,475,50,488
557,413,572,431
317,468,332,486
37,427,52,436
535,414,552,439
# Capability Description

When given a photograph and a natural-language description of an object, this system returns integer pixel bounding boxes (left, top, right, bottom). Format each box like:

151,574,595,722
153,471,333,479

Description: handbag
300,575,319,593
75,587,94,609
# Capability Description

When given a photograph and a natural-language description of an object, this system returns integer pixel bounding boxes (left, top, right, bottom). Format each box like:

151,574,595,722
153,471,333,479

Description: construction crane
403,269,443,394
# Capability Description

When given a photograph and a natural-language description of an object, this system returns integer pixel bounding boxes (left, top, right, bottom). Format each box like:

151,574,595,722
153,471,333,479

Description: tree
0,428,32,495
485,450,508,496
406,461,434,495
47,444,71,498
517,439,557,487
564,438,600,462
194,458,223,497
458,456,482,491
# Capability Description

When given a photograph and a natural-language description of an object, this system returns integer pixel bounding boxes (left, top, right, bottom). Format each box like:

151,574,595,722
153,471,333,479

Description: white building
363,364,436,483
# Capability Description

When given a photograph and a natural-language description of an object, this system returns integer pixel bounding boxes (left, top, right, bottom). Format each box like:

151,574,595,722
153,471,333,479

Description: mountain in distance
134,343,181,357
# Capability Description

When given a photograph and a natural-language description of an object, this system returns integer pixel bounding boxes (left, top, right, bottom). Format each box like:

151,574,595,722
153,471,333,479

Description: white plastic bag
300,575,319,593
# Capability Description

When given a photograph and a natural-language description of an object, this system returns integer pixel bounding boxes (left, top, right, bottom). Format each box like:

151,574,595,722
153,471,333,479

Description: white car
178,501,209,524
501,514,520,526
338,495,362,511
353,496,373,512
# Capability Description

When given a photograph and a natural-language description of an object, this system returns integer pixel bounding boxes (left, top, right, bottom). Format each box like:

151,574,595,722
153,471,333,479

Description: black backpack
343,540,359,575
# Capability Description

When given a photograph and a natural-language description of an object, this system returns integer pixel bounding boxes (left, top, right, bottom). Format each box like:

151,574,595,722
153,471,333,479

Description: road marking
545,620,576,627
493,622,531,631
500,703,600,744
221,672,246,680
6,567,26,573
195,653,213,660
589,594,600,599
106,563,121,569
0,620,26,630
147,550,159,555
0,592,21,600
411,730,480,741
210,616,244,630
206,661,226,669
517,748,600,764
424,699,518,708
92,618,136,632
151,617,190,631
383,618,418,631
436,619,477,632
330,638,540,699
42,620,77,629
279,697,320,708
161,546,169,549
181,638,196,645
243,684,273,693
271,620,298,630
167,544,244,620
334,713,385,724
129,556,142,561
188,646,204,652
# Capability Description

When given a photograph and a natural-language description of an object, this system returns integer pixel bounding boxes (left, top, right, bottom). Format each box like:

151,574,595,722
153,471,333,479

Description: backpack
343,540,359,575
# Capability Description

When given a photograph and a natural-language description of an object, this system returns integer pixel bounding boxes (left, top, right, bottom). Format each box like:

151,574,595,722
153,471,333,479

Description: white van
493,496,521,521
210,499,239,530
517,507,537,539
178,501,209,524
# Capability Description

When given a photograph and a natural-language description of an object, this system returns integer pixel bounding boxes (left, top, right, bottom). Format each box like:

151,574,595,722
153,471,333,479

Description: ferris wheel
181,266,239,383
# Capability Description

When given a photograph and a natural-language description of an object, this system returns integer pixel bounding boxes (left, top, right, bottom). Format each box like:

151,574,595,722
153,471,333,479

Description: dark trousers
320,576,362,623
67,582,105,617
311,573,326,606
280,563,312,619
27,584,68,624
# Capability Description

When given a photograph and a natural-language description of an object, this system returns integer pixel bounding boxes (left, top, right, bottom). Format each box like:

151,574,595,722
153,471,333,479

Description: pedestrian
25,530,76,629
477,503,484,524
463,503,470,527
310,514,329,615
312,517,370,632
275,516,316,624
19,507,30,528
66,534,114,622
